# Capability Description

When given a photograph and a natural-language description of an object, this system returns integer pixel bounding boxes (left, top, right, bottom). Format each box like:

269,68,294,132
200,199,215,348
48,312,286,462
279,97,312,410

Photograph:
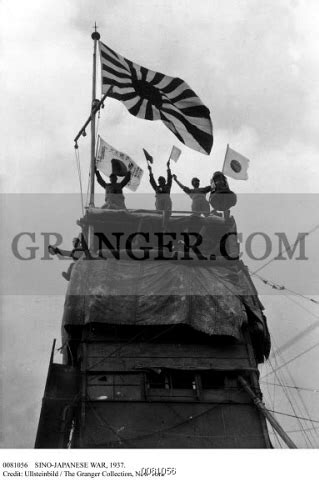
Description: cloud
1,0,319,194
1,1,319,449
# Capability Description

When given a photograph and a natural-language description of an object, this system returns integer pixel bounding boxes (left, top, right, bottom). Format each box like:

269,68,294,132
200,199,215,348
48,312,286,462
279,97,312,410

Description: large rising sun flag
99,41,213,155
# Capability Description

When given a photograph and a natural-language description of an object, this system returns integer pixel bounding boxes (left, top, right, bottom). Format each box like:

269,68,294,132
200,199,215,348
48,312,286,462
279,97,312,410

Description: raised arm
173,175,191,194
95,169,107,189
120,170,131,188
202,185,212,194
166,161,172,188
148,165,158,191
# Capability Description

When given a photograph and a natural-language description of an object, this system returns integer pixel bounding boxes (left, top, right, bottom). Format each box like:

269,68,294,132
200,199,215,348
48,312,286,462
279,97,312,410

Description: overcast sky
1,0,319,449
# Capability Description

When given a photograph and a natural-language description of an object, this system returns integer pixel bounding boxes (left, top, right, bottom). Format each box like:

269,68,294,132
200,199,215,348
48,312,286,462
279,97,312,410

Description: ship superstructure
35,27,297,449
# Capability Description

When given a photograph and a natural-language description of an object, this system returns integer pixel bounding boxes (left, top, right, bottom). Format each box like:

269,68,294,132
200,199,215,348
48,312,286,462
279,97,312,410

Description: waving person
173,175,210,216
95,159,131,210
148,160,172,213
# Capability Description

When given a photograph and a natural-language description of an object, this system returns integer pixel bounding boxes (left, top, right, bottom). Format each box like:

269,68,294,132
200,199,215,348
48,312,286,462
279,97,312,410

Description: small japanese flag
169,145,182,163
222,145,250,180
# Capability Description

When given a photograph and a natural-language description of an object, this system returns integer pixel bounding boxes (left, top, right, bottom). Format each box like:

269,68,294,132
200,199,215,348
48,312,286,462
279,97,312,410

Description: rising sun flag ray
99,41,213,155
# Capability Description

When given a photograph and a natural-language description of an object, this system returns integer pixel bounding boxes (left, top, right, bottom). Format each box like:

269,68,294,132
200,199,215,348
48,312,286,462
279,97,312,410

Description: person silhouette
95,159,131,210
148,160,172,212
173,175,210,216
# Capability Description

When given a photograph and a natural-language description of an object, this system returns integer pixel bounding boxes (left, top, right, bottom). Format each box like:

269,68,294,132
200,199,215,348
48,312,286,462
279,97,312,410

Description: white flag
169,145,182,163
222,145,250,180
96,136,143,191
127,162,144,192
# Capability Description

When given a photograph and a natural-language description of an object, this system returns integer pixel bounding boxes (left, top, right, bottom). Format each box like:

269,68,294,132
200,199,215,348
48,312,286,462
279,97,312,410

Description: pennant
96,136,143,191
222,145,250,180
99,41,213,155
169,145,182,163
143,148,153,164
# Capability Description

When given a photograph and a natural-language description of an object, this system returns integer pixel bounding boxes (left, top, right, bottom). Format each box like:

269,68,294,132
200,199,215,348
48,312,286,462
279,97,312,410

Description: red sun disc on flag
230,160,242,173
111,159,128,176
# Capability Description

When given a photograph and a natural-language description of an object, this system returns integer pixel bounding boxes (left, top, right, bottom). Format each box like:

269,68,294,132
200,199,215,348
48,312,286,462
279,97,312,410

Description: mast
87,24,100,250
89,24,100,208
238,376,297,448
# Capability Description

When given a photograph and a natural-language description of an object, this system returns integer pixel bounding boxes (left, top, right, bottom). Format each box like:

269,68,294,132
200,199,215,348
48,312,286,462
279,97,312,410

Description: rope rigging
262,357,314,447
74,147,85,216
84,102,101,208
275,352,319,447
270,319,319,359
250,255,319,445
263,338,311,445
270,425,319,434
87,397,254,447
268,409,319,425
262,381,319,393
284,294,319,320
250,223,319,276
252,273,319,305
262,340,319,379
262,336,319,447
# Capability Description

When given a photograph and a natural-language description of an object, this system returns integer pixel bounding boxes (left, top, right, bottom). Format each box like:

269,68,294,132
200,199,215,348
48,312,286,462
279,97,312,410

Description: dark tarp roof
62,257,270,360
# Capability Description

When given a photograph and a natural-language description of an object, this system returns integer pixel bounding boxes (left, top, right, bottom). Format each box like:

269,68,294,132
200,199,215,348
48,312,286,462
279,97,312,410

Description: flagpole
89,24,100,208
87,24,100,251
222,143,229,173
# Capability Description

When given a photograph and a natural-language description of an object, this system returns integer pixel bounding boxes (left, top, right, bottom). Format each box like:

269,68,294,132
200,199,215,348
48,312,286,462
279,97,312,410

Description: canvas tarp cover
62,258,269,352
79,209,239,259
